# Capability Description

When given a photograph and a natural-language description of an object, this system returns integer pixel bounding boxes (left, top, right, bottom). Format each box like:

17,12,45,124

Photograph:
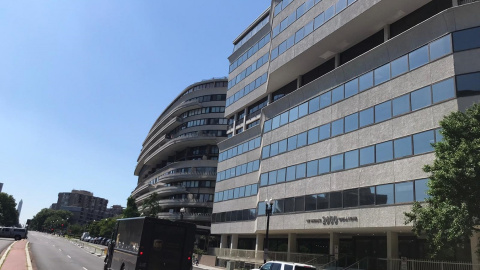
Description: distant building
17,199,23,218
105,205,124,218
50,203,57,209
54,190,108,225
0,182,3,192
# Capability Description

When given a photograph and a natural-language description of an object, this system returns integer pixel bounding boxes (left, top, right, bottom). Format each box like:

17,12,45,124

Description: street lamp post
264,198,274,264
180,207,186,220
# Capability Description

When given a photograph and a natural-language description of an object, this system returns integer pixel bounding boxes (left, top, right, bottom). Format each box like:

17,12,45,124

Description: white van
0,227,28,240
253,261,316,270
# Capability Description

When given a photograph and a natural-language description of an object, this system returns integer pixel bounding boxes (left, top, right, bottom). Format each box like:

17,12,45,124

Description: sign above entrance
306,216,358,225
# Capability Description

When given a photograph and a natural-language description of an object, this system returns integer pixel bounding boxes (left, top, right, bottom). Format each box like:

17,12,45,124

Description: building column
243,107,248,127
452,0,459,6
256,233,265,262
220,234,228,249
297,75,302,89
387,231,399,259
329,232,340,257
287,233,297,261
231,234,239,250
386,231,399,270
471,231,480,270
334,54,341,68
384,24,391,41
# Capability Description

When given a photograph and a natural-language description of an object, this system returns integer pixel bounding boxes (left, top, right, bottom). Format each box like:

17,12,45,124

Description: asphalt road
0,238,15,256
28,231,104,270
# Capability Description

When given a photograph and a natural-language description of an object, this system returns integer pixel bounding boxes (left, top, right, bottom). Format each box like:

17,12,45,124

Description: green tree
123,197,140,218
29,208,72,231
140,192,162,218
405,103,480,259
68,224,84,236
0,193,18,226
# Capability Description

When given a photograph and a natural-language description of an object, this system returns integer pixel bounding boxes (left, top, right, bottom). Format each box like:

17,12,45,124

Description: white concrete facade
213,0,480,267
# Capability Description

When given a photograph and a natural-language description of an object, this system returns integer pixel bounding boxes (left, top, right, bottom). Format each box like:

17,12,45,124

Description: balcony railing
459,0,479,5
246,110,261,122
156,212,212,221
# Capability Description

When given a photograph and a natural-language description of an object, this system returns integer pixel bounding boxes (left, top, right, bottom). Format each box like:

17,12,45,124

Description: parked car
252,261,316,270
80,232,89,241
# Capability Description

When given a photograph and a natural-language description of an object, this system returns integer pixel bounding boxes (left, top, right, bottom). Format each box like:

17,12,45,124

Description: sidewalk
0,240,32,270
196,263,226,270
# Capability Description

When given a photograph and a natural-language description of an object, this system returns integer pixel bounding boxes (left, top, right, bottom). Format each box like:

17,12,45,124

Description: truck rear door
146,224,189,270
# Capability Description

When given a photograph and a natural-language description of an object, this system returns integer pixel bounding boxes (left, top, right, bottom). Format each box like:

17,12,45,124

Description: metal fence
210,248,332,267
377,258,480,270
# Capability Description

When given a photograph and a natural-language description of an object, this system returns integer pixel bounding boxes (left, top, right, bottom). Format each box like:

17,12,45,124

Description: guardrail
70,239,107,257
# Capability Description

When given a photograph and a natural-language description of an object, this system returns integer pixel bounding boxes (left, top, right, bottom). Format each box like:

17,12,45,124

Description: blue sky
0,1,270,224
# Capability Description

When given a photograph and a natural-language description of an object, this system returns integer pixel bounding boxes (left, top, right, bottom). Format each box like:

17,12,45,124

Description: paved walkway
196,263,226,270
0,240,32,270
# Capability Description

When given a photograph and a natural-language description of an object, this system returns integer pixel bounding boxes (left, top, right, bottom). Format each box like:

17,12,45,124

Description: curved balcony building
133,78,228,229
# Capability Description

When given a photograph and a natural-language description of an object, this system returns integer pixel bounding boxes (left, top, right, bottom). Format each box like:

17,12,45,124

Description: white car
252,261,316,270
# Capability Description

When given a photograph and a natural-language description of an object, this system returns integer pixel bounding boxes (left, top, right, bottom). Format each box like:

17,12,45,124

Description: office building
212,0,480,267
55,190,108,225
132,78,228,235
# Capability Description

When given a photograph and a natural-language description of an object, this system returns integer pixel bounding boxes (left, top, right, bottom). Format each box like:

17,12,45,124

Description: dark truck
104,217,196,270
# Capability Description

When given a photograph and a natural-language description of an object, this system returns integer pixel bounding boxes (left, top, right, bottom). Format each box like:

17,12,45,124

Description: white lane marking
67,255,71,259
83,267,88,270
59,249,62,251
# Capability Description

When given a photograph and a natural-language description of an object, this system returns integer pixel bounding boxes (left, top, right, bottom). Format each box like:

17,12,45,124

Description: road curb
0,241,16,268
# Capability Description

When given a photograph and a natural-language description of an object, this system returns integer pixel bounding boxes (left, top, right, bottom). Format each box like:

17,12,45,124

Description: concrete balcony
142,116,182,149
159,171,217,185
142,133,221,166
134,186,188,203
156,212,212,223
144,100,202,144
156,198,213,208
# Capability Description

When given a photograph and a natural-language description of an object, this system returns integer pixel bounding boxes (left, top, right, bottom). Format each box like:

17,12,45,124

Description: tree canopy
140,192,162,218
0,193,18,226
88,217,117,238
123,196,140,218
405,103,480,258
29,208,73,231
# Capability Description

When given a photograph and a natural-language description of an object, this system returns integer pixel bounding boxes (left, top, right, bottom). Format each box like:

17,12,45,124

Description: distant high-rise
55,190,108,225
0,182,3,192
17,199,23,218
